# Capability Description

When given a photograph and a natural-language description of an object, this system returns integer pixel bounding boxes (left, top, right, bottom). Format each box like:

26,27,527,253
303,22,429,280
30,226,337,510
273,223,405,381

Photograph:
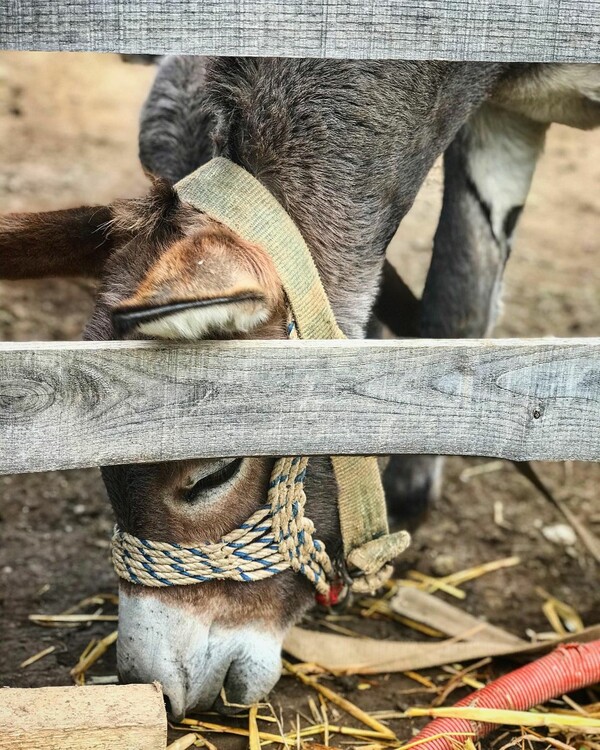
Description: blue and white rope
112,456,333,593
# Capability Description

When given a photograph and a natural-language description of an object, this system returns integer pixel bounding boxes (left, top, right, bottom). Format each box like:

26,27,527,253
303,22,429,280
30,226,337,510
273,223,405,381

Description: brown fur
120,570,310,629
118,218,284,315
86,189,305,631
112,456,275,544
0,183,339,643
0,184,297,636
0,205,116,280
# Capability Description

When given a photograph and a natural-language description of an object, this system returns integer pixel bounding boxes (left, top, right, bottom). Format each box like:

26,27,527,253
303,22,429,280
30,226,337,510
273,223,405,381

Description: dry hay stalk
166,734,198,750
283,659,395,739
19,644,56,668
406,706,600,731
70,630,118,681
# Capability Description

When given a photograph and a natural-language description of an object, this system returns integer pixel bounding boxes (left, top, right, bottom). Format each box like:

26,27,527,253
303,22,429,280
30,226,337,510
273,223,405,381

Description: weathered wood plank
0,338,599,473
0,684,167,750
1,0,598,63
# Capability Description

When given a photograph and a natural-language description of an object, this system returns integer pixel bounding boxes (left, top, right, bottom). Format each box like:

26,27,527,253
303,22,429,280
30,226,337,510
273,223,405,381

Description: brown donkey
1,57,598,718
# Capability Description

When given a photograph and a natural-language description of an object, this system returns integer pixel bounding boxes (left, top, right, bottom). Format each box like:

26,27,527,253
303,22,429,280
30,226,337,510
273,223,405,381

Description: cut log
0,683,167,750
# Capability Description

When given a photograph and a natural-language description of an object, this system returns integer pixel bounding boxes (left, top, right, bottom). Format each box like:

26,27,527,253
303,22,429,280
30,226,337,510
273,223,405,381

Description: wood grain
0,338,598,474
0,684,166,750
0,0,598,63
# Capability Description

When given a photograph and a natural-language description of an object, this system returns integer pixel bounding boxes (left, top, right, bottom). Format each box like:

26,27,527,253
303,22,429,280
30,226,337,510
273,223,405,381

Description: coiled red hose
409,640,600,750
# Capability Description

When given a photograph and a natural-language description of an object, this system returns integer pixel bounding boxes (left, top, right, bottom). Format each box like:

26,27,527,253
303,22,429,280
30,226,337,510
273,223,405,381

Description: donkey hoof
383,455,443,531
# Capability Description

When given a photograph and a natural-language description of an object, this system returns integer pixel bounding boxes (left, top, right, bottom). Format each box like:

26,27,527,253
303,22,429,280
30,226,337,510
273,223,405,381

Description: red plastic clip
315,579,348,609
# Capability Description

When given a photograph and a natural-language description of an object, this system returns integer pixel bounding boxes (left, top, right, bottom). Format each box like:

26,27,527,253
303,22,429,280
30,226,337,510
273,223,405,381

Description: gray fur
391,65,599,518
420,104,548,339
135,56,600,537
140,56,215,183
140,57,506,337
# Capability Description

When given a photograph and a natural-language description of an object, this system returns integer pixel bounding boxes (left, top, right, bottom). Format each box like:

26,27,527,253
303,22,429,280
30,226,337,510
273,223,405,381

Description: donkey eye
183,458,243,503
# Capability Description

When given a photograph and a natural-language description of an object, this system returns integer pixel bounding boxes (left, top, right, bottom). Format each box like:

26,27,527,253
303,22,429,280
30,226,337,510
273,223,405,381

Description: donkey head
0,180,341,718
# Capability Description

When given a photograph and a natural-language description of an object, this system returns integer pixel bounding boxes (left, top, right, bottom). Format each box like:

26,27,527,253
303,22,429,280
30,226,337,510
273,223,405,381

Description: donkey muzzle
117,588,284,721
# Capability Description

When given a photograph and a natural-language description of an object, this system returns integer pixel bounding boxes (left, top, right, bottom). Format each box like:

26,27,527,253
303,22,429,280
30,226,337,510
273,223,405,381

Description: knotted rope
112,458,333,593
111,157,411,599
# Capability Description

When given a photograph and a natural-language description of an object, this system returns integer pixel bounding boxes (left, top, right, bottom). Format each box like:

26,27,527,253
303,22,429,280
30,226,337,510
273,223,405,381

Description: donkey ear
112,221,284,340
0,205,118,280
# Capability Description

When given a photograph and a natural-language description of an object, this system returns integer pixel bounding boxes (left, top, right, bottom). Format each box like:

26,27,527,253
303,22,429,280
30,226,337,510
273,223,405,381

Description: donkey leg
385,104,548,527
384,453,443,529
420,103,548,339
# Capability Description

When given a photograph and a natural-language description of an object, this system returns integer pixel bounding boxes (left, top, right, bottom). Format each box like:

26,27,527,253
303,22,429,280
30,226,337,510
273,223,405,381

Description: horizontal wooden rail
1,0,598,62
0,338,599,474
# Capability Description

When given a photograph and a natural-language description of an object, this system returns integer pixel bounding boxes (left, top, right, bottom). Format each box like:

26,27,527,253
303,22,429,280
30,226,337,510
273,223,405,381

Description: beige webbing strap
175,158,409,589
176,158,341,341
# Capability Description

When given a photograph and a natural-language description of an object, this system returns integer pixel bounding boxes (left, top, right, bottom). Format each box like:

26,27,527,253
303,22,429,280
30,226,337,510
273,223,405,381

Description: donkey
1,57,598,719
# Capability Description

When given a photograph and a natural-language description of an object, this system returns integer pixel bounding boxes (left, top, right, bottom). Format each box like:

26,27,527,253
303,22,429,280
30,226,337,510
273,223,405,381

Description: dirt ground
0,53,599,748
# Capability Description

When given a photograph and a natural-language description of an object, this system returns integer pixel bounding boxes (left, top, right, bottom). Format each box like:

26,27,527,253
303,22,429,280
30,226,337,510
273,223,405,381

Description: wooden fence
0,3,598,476
0,338,599,475
0,0,599,62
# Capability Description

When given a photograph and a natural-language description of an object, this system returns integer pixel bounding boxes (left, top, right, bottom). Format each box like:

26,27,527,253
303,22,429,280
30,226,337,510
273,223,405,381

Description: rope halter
113,454,334,594
111,157,410,602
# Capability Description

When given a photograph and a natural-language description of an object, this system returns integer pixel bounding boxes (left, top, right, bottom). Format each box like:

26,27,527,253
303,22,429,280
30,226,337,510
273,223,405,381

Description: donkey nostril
162,689,186,723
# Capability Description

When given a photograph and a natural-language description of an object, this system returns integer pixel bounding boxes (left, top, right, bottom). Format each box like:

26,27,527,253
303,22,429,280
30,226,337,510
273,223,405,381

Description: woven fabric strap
175,158,410,591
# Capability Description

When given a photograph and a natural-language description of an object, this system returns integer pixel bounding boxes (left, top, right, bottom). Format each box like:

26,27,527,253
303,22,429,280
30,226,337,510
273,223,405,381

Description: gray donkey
138,58,600,526
0,57,598,719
